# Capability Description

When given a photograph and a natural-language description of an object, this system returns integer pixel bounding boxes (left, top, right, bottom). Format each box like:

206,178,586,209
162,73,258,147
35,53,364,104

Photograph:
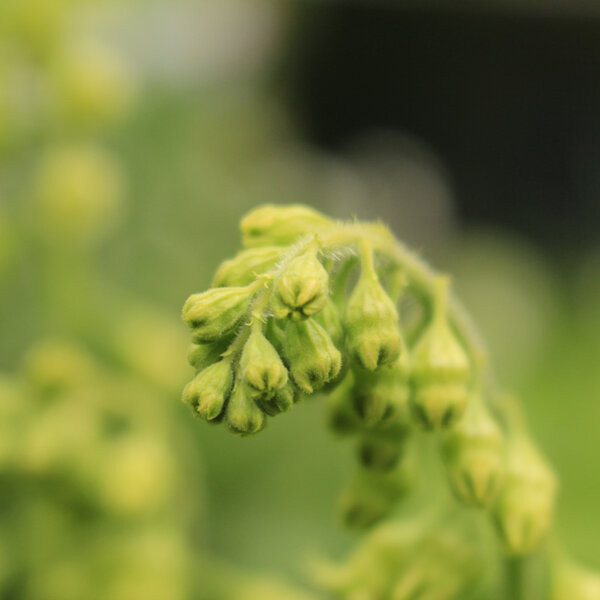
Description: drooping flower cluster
181,204,588,599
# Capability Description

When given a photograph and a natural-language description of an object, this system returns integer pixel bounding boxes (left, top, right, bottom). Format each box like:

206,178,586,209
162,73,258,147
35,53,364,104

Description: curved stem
321,222,490,378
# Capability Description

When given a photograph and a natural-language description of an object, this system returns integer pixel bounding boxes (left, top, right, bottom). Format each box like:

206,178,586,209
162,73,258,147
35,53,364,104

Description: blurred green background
1,0,599,598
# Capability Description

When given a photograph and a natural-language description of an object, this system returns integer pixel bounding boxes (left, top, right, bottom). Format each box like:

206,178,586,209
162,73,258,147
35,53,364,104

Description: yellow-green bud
351,354,412,428
239,323,288,398
441,394,506,507
182,359,233,421
284,318,342,393
272,243,329,321
255,380,300,416
410,278,470,430
344,247,402,371
314,297,344,350
493,433,557,555
182,281,262,343
240,204,332,247
187,338,231,372
326,371,362,435
552,560,600,600
359,431,408,471
340,462,413,530
225,383,266,436
212,246,284,287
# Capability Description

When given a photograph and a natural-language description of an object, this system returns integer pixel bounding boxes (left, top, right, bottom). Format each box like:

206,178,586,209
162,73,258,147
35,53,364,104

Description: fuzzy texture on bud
284,318,342,394
182,359,233,421
493,433,557,555
441,394,506,507
344,246,402,371
239,324,288,399
212,246,283,287
255,380,301,417
410,278,470,430
182,282,261,343
240,204,332,247
225,384,266,436
272,243,329,321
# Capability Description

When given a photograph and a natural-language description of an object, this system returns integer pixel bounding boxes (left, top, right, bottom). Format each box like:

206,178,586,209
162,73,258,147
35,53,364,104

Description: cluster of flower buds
182,211,345,434
314,514,485,600
181,204,568,575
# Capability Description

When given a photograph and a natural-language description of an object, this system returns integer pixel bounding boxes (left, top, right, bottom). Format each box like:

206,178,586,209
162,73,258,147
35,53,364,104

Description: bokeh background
1,0,599,598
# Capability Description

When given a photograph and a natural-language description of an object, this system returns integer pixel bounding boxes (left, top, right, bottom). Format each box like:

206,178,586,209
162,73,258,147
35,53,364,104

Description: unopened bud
182,281,262,343
187,338,231,372
493,432,557,555
284,318,342,394
272,242,329,320
344,245,402,370
410,277,470,430
351,354,412,428
315,297,344,350
212,246,283,287
240,204,332,247
182,359,233,421
255,380,301,416
441,394,506,507
359,431,408,471
552,560,600,600
240,323,288,398
340,461,413,530
225,384,266,436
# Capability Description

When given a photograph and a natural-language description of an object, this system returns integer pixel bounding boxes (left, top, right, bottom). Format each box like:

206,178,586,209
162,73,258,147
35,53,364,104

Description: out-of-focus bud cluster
493,425,557,555
0,336,201,600
314,514,487,600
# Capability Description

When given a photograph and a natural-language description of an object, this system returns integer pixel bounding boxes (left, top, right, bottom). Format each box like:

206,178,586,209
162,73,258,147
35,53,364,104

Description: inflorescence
180,204,598,600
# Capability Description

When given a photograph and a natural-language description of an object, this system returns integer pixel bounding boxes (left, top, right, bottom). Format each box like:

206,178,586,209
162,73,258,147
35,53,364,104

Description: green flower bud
240,323,288,398
240,204,332,247
344,245,402,371
182,359,233,421
410,277,470,430
187,337,231,372
284,318,342,394
212,246,284,287
552,560,600,600
272,242,329,321
255,380,301,416
359,432,407,471
182,280,262,343
326,371,362,435
225,383,266,436
441,394,506,507
351,354,412,428
493,433,557,555
340,461,413,530
314,297,344,350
